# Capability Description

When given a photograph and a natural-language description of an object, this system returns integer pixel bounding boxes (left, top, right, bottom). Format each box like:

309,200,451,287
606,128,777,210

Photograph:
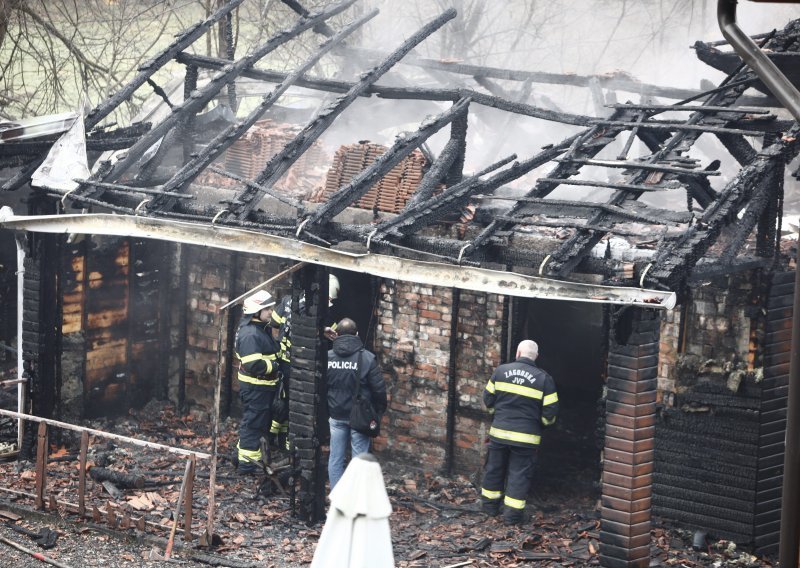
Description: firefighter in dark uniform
481,339,559,524
235,290,280,474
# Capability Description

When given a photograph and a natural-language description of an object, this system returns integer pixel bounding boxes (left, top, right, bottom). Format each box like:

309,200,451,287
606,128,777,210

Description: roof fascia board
0,211,676,310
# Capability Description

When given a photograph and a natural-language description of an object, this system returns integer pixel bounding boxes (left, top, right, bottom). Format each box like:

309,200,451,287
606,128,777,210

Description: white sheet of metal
0,210,676,309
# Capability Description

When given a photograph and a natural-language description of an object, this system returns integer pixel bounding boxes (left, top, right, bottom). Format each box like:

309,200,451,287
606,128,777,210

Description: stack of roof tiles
196,119,329,198
311,142,427,214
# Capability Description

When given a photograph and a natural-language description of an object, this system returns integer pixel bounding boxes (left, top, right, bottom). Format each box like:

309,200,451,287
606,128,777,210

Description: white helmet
242,290,276,315
329,274,340,304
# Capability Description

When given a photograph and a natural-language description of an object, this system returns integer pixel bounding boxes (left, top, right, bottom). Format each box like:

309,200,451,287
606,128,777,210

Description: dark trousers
238,382,275,462
481,440,538,521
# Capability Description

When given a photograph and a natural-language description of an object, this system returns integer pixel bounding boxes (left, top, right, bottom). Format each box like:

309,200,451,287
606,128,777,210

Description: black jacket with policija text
326,334,387,421
235,315,281,388
483,356,559,447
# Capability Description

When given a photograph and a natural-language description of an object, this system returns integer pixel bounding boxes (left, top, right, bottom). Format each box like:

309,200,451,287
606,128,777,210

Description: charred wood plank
90,467,146,489
1,0,245,192
499,216,662,238
607,103,771,114
534,177,674,193
147,7,375,213
300,97,470,231
716,132,758,165
175,52,594,125
557,157,720,176
209,166,302,210
484,196,691,225
403,111,469,211
592,119,775,137
95,0,357,190
229,8,458,221
720,165,783,264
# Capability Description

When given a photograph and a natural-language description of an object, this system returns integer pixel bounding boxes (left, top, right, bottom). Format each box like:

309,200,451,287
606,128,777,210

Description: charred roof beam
226,8,458,222
92,0,358,193
175,53,595,126
538,61,764,279
403,103,470,212
144,6,376,213
1,0,245,192
298,97,471,232
646,128,799,289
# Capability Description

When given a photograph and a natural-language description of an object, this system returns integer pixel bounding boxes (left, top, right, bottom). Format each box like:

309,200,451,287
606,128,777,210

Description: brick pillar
288,265,329,522
600,307,660,568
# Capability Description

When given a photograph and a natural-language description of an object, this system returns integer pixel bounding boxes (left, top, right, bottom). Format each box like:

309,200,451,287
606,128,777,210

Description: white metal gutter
0,209,677,310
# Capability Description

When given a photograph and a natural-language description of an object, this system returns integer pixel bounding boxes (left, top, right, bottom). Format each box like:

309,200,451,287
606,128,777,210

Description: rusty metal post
34,422,47,510
184,454,196,542
78,429,89,517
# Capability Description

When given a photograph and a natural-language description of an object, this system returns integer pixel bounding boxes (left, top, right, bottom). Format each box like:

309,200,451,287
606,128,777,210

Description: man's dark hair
337,318,358,336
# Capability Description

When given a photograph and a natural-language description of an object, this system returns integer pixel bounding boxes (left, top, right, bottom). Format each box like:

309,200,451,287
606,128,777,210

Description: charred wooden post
148,7,375,212
0,0,245,192
600,307,659,568
648,129,799,290
184,454,196,542
403,105,470,212
287,265,329,522
23,201,61,421
94,0,357,190
300,97,470,232
180,64,199,165
229,8,458,221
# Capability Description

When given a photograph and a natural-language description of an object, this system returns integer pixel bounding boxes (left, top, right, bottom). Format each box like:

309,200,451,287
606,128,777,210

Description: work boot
502,512,527,526
481,502,501,517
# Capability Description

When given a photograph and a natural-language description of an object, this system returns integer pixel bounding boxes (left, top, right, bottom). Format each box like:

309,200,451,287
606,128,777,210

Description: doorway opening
512,297,606,503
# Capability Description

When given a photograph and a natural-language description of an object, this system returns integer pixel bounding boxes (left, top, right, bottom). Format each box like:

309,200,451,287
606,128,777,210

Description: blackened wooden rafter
90,0,357,194
299,97,471,231
144,6,376,213
174,52,595,126
647,127,799,289
0,0,245,193
535,56,768,279
226,8,458,222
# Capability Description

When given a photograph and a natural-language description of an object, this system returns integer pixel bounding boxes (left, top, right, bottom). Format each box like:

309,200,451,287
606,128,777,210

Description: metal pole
14,234,25,450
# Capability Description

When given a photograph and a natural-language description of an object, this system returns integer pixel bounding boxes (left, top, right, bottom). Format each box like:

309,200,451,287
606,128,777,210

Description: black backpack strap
351,349,365,399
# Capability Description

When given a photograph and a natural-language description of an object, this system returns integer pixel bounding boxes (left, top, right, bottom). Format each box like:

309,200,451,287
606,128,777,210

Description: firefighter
235,289,280,474
481,339,559,524
268,293,304,447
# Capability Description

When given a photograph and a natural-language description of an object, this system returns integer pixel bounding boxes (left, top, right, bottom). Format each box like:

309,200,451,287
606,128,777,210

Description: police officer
235,290,281,474
481,339,559,524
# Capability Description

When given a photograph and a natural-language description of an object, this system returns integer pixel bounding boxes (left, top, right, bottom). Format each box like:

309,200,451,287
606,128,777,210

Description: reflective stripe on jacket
483,356,558,447
235,315,280,388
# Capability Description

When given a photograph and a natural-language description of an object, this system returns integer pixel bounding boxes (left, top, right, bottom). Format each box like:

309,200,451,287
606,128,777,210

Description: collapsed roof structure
2,0,797,299
1,1,799,566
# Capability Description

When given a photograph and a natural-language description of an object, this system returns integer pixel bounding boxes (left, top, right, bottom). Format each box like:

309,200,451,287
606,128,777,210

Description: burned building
0,1,799,567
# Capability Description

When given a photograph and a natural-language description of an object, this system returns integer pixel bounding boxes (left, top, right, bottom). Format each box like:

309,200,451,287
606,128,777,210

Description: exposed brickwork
176,247,289,417
373,281,502,472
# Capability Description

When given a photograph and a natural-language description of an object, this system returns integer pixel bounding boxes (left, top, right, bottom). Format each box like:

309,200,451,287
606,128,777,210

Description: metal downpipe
717,1,800,564
717,0,800,121
14,234,25,450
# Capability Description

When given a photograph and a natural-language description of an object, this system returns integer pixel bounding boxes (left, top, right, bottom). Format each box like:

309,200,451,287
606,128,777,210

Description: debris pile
0,404,780,566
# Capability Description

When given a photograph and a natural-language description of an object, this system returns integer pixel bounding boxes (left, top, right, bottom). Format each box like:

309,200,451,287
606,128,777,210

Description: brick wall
373,280,502,472
176,247,289,417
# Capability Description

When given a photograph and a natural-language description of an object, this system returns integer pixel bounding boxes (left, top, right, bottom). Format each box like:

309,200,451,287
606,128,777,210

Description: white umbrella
311,453,394,568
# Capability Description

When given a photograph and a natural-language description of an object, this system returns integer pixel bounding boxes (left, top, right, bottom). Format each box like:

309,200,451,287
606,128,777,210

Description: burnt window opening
514,298,605,501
